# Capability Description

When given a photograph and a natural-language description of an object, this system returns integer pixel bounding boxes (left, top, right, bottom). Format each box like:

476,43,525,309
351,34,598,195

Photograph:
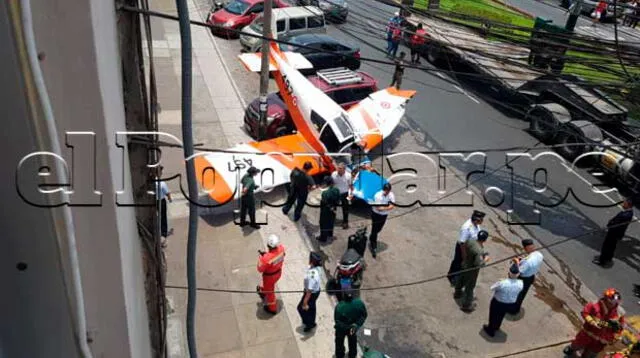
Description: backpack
411,29,426,45
392,27,402,41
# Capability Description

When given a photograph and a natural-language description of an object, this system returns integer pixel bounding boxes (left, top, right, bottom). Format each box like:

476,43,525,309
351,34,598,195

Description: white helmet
267,234,280,248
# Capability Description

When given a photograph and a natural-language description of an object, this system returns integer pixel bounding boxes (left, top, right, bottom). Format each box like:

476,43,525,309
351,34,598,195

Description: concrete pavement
145,0,337,357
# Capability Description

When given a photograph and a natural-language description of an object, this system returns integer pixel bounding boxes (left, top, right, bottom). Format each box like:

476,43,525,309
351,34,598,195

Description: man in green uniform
334,291,368,358
317,176,340,242
240,166,260,229
454,230,489,312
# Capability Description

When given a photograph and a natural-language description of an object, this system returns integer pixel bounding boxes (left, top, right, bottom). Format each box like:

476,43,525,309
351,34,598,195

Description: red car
207,0,290,38
244,69,378,139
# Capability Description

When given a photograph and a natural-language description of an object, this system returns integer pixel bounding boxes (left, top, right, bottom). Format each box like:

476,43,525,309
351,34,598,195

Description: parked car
244,68,377,139
559,0,627,22
207,0,290,38
296,0,349,22
240,6,326,52
279,34,360,75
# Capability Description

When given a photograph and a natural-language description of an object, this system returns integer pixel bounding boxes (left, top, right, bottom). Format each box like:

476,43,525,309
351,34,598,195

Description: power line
344,4,640,83
117,4,633,89
163,215,640,294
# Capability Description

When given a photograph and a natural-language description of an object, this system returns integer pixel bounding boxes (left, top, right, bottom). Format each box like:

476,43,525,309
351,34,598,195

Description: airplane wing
238,52,314,72
347,87,416,151
193,133,325,205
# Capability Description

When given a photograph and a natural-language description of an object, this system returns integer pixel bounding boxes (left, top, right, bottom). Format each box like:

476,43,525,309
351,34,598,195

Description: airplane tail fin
238,51,314,73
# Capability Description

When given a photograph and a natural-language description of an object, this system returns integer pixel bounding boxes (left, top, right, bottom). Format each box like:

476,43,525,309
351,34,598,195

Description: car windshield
250,16,264,32
224,0,250,15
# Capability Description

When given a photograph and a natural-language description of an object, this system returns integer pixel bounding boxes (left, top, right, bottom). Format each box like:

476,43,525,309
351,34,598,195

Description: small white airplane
193,35,416,205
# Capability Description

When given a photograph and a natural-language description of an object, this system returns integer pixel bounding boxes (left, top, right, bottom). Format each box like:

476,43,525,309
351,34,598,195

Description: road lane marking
560,162,635,217
453,85,480,104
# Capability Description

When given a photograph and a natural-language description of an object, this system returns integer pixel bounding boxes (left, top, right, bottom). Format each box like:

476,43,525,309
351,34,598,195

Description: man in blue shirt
509,239,544,315
386,12,402,57
483,263,523,337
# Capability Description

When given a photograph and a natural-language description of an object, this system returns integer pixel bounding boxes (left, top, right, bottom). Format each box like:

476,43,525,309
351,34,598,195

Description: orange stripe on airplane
386,87,416,99
193,155,234,204
272,70,326,156
248,133,325,176
357,104,377,131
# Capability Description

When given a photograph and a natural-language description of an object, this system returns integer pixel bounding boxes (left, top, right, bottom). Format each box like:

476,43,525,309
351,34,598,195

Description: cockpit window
332,113,354,140
310,110,326,133
319,124,341,153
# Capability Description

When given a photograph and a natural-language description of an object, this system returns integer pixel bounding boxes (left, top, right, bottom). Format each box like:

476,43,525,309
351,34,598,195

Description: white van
240,6,326,52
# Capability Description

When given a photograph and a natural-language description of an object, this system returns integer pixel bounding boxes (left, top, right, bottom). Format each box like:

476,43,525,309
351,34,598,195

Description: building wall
0,0,152,356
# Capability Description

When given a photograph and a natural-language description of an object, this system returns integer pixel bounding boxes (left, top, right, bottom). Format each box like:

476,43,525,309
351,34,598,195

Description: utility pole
258,0,273,141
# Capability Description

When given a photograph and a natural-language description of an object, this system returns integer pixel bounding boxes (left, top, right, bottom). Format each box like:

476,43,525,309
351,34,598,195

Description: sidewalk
144,0,340,357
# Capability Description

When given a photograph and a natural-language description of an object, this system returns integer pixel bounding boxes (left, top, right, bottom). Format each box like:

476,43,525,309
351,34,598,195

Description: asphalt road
326,0,640,314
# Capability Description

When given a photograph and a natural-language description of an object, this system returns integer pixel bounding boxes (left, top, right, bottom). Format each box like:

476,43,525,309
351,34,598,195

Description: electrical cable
16,0,93,356
134,6,638,354
346,0,640,59
317,3,639,87
343,7,640,84
116,5,634,89
129,135,640,157
173,0,199,357
360,0,640,82
139,0,168,355
487,339,573,358
614,0,634,80
345,5,640,70
163,215,640,294
132,3,638,355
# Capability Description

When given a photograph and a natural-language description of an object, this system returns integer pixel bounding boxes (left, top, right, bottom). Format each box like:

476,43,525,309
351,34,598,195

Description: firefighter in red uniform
564,288,626,358
256,234,286,314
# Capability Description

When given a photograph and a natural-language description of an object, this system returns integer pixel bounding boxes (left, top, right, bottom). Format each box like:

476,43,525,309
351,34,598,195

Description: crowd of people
239,154,390,357
384,11,430,90
236,148,637,357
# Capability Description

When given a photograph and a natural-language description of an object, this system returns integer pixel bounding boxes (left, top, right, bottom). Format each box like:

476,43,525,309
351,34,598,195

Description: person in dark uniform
240,166,260,229
334,290,368,358
448,210,485,285
454,230,490,312
282,161,315,222
483,263,523,337
593,197,634,267
390,52,406,89
298,252,323,333
317,176,340,242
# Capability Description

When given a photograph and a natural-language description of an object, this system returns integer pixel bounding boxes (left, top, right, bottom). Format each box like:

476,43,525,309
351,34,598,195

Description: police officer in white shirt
448,210,485,285
331,163,353,229
369,183,395,258
509,239,544,315
298,252,323,332
483,263,523,337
